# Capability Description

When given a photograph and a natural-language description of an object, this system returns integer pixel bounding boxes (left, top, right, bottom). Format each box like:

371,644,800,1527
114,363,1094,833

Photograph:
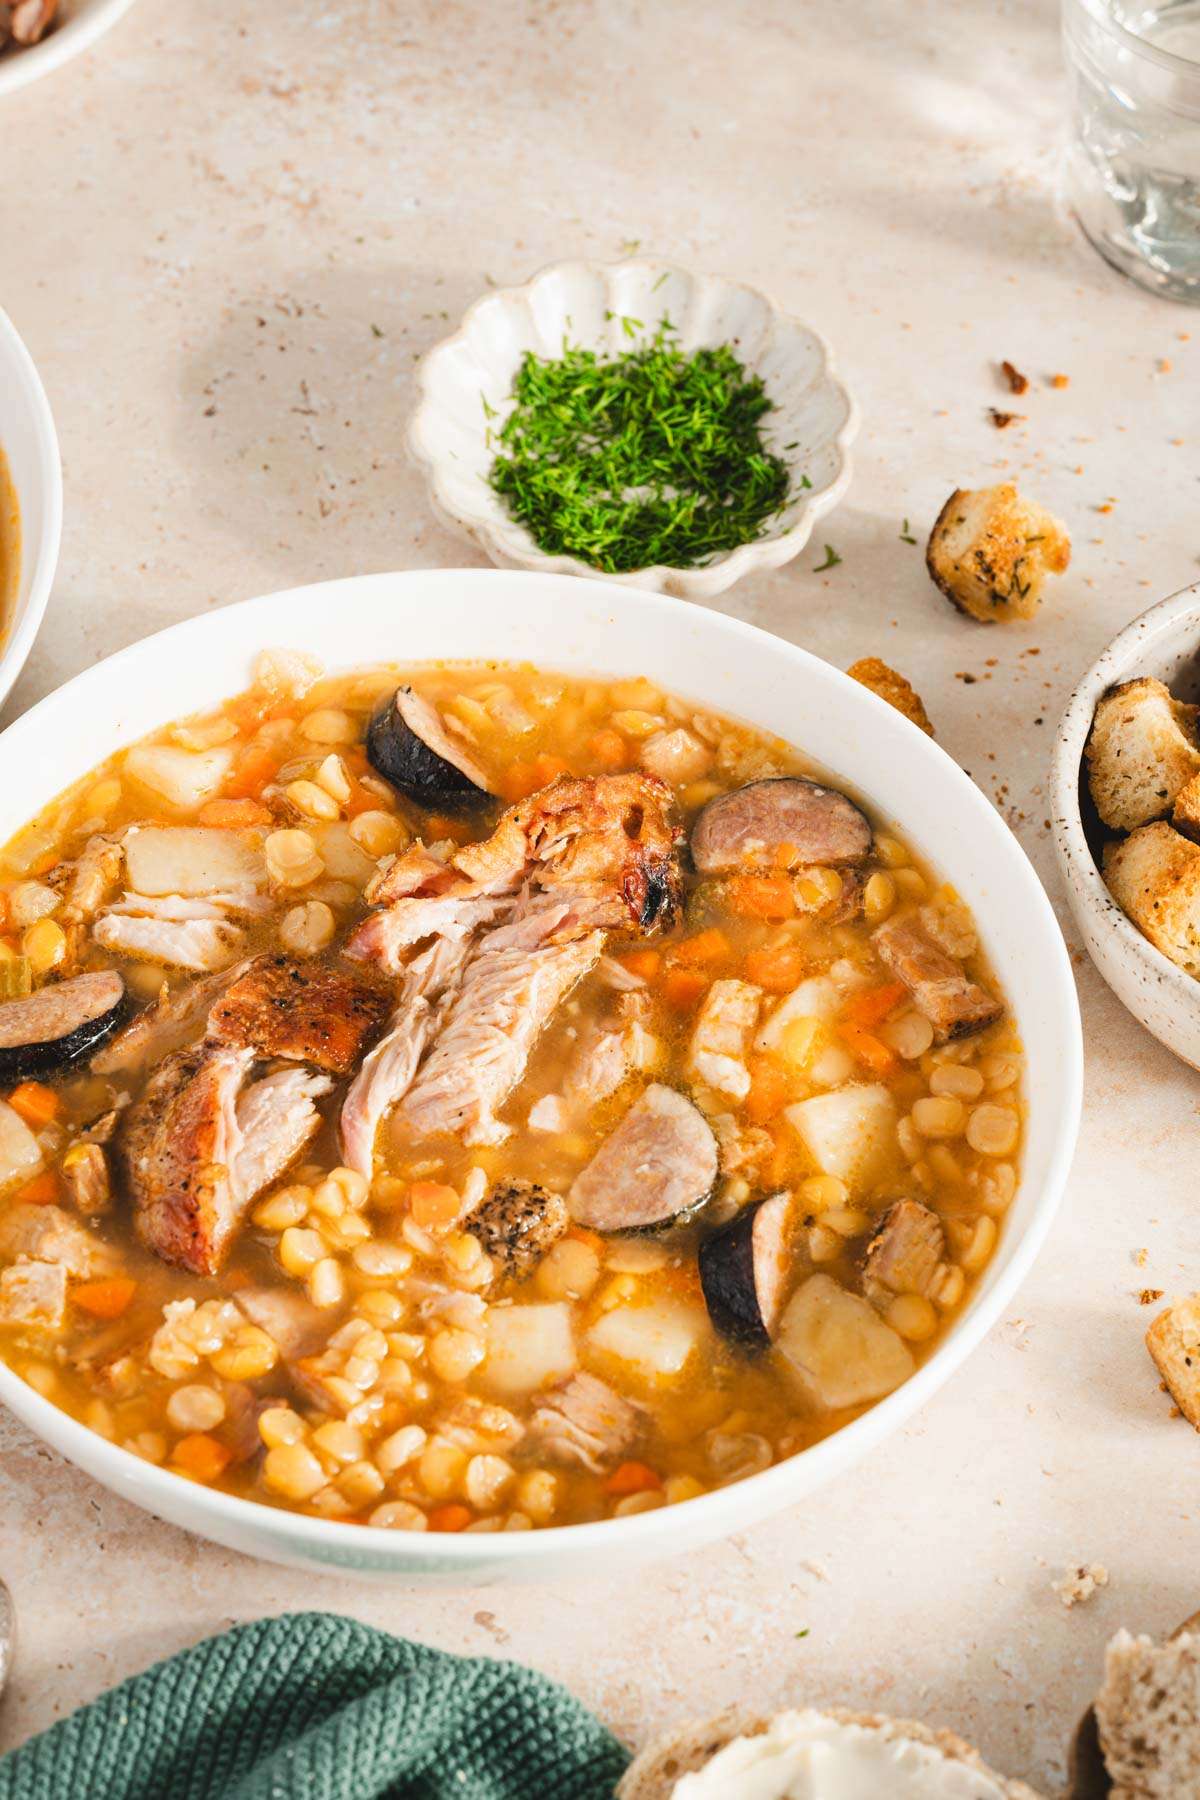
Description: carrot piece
618,948,662,980
589,729,629,771
224,692,271,732
604,1461,662,1497
671,928,730,967
497,762,539,803
224,741,284,801
408,1180,463,1232
838,1020,898,1078
427,1503,474,1533
8,1082,59,1129
842,981,907,1031
531,753,570,787
344,779,382,819
16,1170,60,1206
726,874,795,920
197,797,272,829
744,945,807,994
173,1434,232,1482
661,967,709,1011
743,1055,798,1125
73,1277,137,1320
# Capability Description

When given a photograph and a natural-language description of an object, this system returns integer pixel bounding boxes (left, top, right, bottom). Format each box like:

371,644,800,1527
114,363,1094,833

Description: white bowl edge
0,305,62,713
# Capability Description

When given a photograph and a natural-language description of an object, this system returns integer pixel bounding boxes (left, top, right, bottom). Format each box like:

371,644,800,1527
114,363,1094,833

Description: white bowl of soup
0,307,61,713
0,570,1081,1581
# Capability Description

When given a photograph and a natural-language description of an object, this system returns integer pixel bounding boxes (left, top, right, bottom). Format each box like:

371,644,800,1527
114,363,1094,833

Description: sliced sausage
569,1083,718,1232
699,1191,794,1349
872,914,1003,1042
367,685,495,812
0,970,126,1081
464,1178,569,1280
690,777,872,874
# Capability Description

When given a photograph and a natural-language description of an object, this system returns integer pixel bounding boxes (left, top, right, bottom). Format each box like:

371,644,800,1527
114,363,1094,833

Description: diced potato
124,745,235,812
312,821,377,887
784,1084,897,1188
125,826,266,897
484,1304,576,1395
755,977,839,1053
777,1274,914,1410
588,1300,711,1381
0,1261,67,1331
0,1099,44,1188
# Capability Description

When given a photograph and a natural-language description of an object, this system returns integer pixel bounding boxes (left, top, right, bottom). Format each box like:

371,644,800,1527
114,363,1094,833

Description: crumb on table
1052,1563,1109,1608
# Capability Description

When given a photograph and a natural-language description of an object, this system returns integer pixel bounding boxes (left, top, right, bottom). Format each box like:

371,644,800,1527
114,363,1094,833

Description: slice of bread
1096,1627,1200,1797
1146,1291,1200,1428
1103,822,1200,976
1086,677,1200,832
617,1706,1043,1799
926,483,1070,624
847,658,935,736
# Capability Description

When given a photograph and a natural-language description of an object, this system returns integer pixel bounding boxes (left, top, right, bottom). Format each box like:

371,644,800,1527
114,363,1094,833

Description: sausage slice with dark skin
568,1083,718,1232
0,970,126,1081
690,777,872,873
699,1191,794,1349
367,685,496,813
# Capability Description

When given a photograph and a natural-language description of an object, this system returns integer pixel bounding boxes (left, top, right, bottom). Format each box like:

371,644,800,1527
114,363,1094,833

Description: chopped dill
899,518,917,544
813,543,842,571
487,322,792,573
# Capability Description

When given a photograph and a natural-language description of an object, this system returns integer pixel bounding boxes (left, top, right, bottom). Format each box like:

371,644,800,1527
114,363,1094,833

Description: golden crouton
926,482,1070,623
1104,822,1200,976
1086,677,1200,833
1147,1293,1200,1428
847,658,935,736
1175,771,1200,844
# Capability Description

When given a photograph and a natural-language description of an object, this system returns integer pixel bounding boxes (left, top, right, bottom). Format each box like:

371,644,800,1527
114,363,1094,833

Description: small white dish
1053,581,1200,1068
0,0,136,97
0,569,1081,1581
408,259,858,600
0,306,61,712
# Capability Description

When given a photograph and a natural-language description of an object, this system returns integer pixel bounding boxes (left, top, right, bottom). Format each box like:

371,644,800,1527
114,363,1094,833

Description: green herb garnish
813,543,841,571
487,323,791,573
899,518,917,544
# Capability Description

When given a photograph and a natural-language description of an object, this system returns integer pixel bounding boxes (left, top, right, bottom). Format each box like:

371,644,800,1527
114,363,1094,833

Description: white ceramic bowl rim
407,258,859,599
1052,579,1200,1009
0,570,1083,1571
0,305,62,713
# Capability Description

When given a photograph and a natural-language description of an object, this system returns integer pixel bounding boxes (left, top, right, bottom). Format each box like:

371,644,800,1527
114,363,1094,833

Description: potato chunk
784,1084,897,1189
926,482,1070,623
483,1303,576,1396
0,1261,67,1331
1147,1292,1200,1428
1086,678,1200,833
777,1274,914,1410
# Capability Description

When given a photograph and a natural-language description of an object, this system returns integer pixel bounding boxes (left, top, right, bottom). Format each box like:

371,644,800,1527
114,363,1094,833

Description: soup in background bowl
0,571,1081,1579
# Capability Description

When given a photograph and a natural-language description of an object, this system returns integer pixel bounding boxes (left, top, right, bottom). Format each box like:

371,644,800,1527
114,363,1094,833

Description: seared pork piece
61,1142,112,1217
687,979,761,1100
0,1261,67,1331
367,685,495,812
699,1192,794,1348
93,912,245,973
346,892,509,979
527,1372,641,1474
861,1199,945,1306
690,777,872,874
207,954,390,1076
364,844,459,907
0,1203,115,1278
872,915,1002,1042
436,1395,526,1456
234,1285,326,1359
57,836,124,924
0,969,126,1081
463,1179,569,1280
119,1044,331,1275
91,963,244,1075
569,1083,719,1232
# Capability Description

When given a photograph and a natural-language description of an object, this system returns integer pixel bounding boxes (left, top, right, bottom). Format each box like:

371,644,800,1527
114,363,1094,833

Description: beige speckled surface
1,0,1198,1789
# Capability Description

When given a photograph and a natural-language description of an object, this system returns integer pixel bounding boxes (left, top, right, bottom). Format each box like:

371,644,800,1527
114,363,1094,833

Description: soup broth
0,656,1023,1532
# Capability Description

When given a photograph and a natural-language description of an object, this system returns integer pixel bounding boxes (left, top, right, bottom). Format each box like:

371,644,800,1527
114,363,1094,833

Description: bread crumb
1000,360,1029,395
847,658,935,736
1052,1563,1109,1608
989,408,1023,429
1140,1288,1165,1305
1134,1248,1149,1267
1051,373,1070,389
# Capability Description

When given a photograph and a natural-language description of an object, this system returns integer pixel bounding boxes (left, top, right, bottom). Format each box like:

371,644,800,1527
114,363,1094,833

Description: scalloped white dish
0,0,136,96
408,260,858,600
0,306,61,713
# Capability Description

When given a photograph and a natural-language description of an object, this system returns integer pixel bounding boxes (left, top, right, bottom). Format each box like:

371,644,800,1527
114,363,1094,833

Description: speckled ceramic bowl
1053,581,1200,1068
407,259,858,600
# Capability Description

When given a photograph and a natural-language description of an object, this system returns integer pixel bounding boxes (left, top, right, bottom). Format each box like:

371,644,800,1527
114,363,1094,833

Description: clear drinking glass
1063,0,1200,301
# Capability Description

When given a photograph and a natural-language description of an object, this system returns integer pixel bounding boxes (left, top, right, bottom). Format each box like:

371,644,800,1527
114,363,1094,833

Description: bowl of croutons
1053,581,1200,1068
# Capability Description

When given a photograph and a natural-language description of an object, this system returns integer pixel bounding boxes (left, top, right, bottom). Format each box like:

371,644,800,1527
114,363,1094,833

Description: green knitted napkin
0,1611,631,1800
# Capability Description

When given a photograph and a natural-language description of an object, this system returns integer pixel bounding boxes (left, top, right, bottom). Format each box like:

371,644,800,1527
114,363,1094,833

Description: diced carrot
344,782,381,819
73,1277,137,1320
618,948,661,980
671,928,730,967
197,797,272,829
589,729,630,771
16,1171,60,1206
565,1226,605,1254
531,753,570,787
497,762,540,803
661,967,709,1011
408,1180,463,1232
173,1434,232,1483
224,741,284,801
744,944,807,994
342,746,370,777
772,840,800,869
8,1082,59,1129
838,1020,898,1078
744,1055,798,1125
726,874,795,920
842,981,907,1031
604,1461,662,1497
428,1503,474,1533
